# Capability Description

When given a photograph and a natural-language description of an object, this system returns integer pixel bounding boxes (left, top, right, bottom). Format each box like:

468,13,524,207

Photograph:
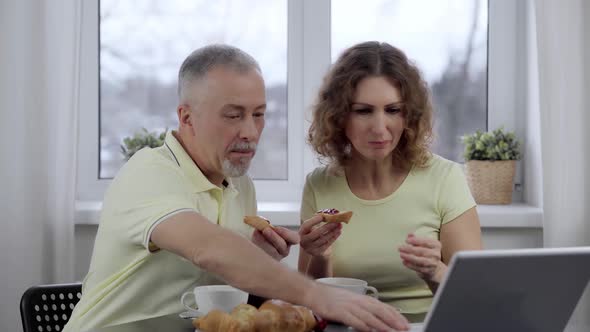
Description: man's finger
262,227,289,256
273,226,300,245
341,313,369,332
252,230,281,258
373,302,409,331
351,307,392,332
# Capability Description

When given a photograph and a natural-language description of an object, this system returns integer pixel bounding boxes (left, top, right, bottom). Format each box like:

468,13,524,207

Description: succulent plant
461,127,521,161
121,128,167,160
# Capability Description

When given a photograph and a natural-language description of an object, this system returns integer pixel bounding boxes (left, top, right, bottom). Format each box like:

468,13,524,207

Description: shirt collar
164,130,236,194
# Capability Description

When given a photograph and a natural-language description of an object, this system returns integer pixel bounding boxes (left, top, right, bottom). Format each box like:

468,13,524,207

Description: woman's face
345,75,405,163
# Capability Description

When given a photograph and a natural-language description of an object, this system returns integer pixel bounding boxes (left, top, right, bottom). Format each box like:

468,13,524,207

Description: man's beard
222,141,257,177
222,158,252,177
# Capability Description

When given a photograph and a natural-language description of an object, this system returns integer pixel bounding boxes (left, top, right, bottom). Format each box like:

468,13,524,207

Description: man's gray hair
178,44,261,102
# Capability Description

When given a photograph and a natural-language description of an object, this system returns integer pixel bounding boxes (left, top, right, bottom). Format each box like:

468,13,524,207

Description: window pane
99,0,287,179
332,0,488,162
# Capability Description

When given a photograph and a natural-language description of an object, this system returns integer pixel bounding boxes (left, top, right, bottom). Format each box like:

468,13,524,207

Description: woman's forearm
305,254,333,279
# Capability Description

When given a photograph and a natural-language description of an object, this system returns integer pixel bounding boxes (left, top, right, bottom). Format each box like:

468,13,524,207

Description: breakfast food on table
193,300,325,332
243,215,273,231
193,304,257,332
316,208,353,224
254,299,317,332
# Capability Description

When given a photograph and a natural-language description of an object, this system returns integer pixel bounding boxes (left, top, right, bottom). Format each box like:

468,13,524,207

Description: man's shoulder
118,147,182,178
105,147,188,199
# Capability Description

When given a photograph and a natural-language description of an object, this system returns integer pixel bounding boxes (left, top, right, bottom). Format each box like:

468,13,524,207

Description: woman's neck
344,157,409,200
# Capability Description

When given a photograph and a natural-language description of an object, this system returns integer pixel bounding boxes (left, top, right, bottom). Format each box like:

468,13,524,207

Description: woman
298,41,482,323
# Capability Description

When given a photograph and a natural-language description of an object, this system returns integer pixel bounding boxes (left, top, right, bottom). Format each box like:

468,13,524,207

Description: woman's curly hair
308,41,433,171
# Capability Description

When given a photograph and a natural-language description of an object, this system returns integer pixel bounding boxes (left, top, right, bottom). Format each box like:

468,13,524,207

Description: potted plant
121,128,167,160
461,128,521,204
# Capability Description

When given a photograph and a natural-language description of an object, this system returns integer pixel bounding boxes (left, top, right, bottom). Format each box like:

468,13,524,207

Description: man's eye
353,108,372,115
254,112,265,118
225,114,241,119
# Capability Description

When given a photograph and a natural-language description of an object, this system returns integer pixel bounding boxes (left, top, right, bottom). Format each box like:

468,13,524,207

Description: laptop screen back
423,248,590,332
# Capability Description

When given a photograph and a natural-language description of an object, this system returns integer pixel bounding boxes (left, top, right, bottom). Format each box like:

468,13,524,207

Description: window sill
75,201,543,229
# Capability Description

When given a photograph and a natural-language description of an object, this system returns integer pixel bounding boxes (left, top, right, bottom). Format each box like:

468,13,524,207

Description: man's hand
299,214,342,258
398,234,447,284
251,226,300,261
305,282,410,332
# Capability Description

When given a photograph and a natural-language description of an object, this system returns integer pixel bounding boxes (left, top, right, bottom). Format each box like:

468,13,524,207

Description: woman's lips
368,140,391,148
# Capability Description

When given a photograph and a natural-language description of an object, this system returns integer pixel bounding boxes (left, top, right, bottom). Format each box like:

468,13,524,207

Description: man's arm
151,211,312,304
151,210,411,331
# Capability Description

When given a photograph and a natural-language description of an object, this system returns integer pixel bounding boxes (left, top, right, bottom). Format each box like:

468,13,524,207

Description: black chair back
20,283,82,332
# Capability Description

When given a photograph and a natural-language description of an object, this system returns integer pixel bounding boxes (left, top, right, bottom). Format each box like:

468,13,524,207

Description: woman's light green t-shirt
300,155,476,320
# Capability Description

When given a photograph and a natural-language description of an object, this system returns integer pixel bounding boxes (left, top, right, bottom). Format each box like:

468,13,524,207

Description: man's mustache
229,141,257,153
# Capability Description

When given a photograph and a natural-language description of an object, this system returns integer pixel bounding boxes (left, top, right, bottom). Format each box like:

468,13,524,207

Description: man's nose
240,116,259,141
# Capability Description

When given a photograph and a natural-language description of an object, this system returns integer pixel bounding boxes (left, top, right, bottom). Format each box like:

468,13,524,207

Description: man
64,44,409,332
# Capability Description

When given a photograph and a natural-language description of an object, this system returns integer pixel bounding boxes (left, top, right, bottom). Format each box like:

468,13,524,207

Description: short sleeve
101,152,198,253
300,172,317,223
438,163,476,224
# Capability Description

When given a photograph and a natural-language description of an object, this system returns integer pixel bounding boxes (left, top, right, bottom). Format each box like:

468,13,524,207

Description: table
92,316,590,332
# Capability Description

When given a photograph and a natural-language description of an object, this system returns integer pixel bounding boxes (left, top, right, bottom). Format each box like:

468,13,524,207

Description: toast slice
317,209,353,224
243,215,273,231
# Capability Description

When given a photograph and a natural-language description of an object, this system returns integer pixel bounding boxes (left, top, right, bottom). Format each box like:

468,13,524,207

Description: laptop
408,247,590,332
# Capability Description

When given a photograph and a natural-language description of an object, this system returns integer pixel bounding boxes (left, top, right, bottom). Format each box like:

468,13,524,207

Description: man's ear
177,104,193,128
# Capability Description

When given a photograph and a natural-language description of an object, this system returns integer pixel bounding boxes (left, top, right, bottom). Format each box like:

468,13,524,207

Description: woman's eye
386,107,402,114
353,108,372,115
225,114,241,119
253,112,265,118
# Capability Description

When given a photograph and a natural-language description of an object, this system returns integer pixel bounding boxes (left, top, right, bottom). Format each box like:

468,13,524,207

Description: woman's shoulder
305,164,344,187
415,154,463,179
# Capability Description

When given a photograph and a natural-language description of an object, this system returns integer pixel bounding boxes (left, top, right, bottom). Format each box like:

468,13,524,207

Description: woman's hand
299,214,342,258
398,234,447,284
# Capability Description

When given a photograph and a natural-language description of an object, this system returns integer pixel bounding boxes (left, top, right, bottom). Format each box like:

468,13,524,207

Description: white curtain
534,0,590,329
0,0,80,330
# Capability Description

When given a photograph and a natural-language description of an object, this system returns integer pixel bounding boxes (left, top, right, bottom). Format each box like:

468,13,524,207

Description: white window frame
77,0,526,207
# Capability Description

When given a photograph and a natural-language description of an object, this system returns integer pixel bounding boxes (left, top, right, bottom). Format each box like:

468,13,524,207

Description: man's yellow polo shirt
64,131,256,331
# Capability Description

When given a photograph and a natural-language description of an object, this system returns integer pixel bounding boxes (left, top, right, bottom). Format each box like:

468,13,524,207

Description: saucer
179,309,204,320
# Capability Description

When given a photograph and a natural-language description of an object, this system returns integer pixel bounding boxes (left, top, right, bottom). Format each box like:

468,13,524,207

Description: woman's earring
344,143,352,156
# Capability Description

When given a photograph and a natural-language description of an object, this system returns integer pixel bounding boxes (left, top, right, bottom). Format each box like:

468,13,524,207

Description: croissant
254,300,316,332
193,304,257,332
193,300,318,332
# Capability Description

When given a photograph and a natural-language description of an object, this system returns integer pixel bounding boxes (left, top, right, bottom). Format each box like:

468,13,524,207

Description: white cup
316,277,379,298
180,285,248,314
